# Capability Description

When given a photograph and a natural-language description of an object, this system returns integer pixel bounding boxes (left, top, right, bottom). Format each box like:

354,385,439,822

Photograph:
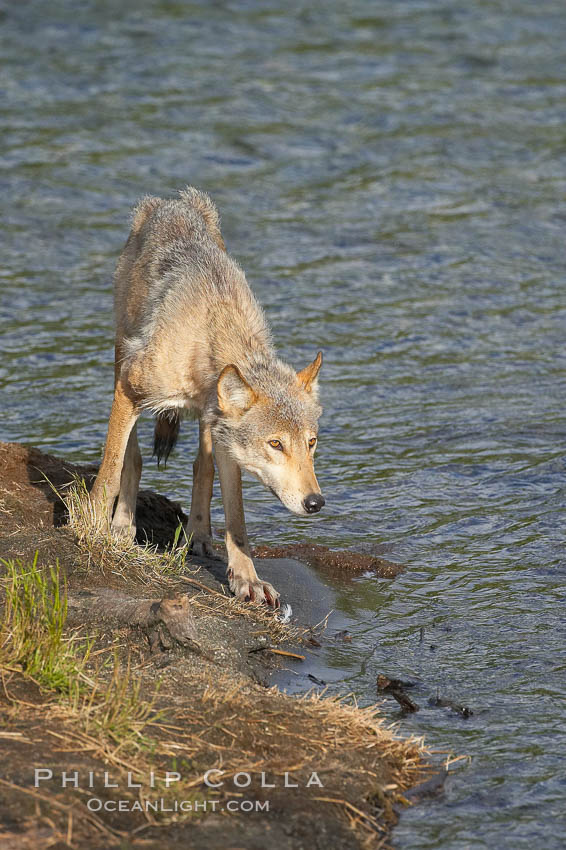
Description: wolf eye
308,437,317,448
268,439,284,451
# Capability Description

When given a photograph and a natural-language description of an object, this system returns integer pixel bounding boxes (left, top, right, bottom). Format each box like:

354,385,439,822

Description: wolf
89,187,325,607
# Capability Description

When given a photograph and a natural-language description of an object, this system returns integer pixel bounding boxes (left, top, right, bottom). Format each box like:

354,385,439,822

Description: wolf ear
217,365,257,415
296,351,323,394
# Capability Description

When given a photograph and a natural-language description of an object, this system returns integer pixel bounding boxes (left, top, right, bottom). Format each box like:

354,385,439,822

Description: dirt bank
0,442,429,849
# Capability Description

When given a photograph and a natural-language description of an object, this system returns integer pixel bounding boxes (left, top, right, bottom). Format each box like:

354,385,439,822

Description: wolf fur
90,187,324,606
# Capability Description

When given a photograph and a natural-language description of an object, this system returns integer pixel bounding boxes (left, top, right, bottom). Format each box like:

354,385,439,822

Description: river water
1,1,565,847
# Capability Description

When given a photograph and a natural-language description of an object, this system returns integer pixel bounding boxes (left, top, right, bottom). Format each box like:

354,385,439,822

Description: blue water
1,2,565,846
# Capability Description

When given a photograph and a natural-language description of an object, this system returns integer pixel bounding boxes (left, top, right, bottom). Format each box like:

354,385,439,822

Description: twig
249,647,305,661
377,675,419,713
312,610,334,632
182,576,223,595
313,796,385,833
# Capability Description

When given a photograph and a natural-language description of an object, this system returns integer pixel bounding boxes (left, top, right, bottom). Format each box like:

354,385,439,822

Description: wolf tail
153,411,181,467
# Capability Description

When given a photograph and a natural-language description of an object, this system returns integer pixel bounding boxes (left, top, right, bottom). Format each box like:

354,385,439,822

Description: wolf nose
304,493,325,514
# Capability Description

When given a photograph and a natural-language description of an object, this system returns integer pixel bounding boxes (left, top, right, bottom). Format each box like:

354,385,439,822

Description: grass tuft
63,476,191,585
0,552,90,693
0,554,156,756
79,652,160,749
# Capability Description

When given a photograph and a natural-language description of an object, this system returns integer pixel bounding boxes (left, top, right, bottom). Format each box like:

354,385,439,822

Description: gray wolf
90,187,324,606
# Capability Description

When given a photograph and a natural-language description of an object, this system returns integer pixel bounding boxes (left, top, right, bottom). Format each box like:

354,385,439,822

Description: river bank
0,441,429,849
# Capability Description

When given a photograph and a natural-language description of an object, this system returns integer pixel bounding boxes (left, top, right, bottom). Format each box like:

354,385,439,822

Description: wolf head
213,352,324,516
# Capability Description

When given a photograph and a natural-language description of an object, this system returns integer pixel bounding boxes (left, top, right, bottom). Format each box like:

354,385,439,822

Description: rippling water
1,2,565,847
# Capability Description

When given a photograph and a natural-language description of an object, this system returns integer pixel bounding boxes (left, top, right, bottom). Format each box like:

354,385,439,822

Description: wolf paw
228,571,280,608
111,520,136,541
189,534,222,561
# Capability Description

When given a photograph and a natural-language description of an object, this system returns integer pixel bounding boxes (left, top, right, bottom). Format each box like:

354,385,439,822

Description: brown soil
252,543,404,578
0,441,428,849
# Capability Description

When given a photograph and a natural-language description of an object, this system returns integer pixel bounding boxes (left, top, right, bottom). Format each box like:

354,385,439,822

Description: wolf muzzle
303,493,325,514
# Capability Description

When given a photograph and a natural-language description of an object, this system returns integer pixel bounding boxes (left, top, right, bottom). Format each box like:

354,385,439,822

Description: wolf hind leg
186,421,219,559
90,381,139,530
112,424,142,539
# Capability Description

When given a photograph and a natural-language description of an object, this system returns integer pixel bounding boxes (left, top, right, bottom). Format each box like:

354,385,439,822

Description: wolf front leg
90,380,139,536
186,421,219,559
112,423,142,538
214,442,280,607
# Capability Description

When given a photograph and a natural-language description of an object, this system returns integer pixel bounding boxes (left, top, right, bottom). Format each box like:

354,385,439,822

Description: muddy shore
0,441,428,849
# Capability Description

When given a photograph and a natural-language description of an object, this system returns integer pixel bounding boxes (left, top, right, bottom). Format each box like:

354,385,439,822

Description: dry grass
187,587,304,643
74,653,161,750
0,554,431,845
63,475,303,643
142,672,430,831
64,476,191,585
12,664,428,830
